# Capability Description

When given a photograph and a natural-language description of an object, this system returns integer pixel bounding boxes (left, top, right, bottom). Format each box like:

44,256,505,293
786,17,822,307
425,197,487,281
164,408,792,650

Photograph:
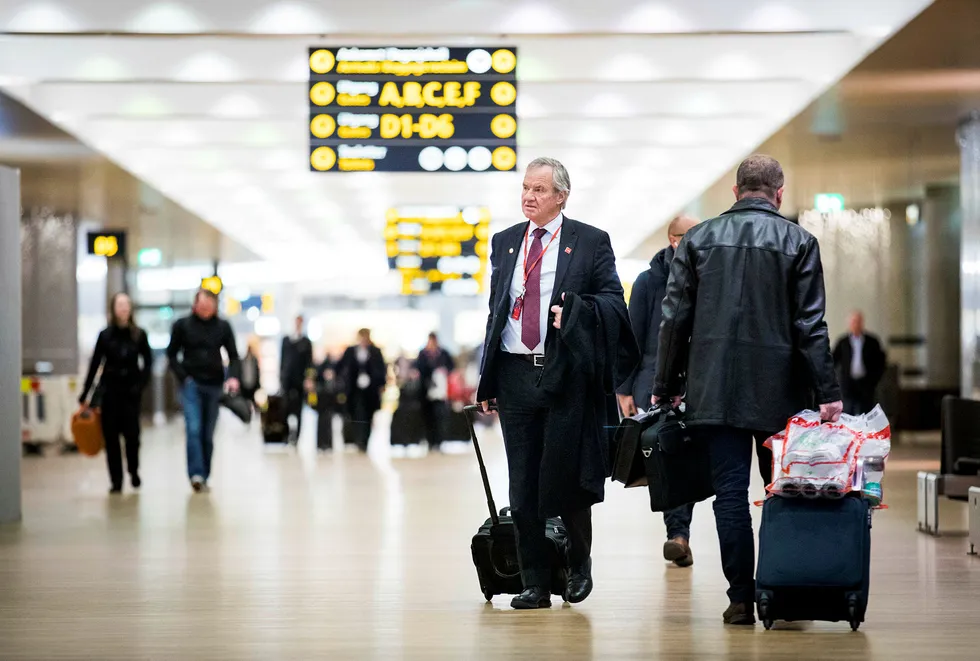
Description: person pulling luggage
653,155,842,625
477,157,638,610
619,215,776,568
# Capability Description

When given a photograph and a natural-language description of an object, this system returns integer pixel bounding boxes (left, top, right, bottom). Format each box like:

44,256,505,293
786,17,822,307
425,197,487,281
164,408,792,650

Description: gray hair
527,156,570,209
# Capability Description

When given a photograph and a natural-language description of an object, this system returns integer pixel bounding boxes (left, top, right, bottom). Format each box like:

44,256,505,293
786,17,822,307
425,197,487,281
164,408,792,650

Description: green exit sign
137,248,162,267
814,193,845,213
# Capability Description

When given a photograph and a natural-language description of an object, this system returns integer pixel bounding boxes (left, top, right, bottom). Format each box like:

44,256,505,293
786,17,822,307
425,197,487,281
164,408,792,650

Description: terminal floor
1,412,977,660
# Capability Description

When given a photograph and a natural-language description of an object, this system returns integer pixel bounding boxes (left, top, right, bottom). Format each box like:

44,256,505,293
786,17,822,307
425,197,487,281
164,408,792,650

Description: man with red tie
477,157,637,610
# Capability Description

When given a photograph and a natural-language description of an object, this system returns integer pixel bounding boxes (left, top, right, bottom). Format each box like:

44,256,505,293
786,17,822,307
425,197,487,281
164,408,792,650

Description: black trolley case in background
756,495,872,631
463,405,571,602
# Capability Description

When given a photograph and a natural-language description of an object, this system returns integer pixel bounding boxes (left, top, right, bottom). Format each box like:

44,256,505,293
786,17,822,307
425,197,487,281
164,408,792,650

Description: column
958,112,980,398
921,185,961,389
0,166,23,523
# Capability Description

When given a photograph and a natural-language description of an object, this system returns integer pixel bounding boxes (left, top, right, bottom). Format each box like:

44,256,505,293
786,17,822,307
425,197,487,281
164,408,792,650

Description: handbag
640,405,715,512
220,392,253,424
610,410,657,487
72,360,105,456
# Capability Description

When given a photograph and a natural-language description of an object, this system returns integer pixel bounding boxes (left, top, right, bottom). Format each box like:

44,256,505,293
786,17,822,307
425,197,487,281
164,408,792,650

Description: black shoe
109,485,122,495
510,586,552,610
723,602,756,625
131,474,141,489
565,559,594,603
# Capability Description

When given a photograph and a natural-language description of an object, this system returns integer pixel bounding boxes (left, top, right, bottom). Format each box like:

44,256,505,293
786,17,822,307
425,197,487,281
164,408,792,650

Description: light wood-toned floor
1,410,977,660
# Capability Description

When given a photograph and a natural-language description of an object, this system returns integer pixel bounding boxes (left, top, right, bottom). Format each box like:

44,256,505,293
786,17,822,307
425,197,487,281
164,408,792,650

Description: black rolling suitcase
463,405,571,602
391,379,426,447
756,495,872,631
262,394,289,444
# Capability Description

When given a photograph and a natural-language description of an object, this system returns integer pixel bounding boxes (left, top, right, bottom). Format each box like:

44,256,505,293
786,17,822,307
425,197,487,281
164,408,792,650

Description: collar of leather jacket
723,196,783,217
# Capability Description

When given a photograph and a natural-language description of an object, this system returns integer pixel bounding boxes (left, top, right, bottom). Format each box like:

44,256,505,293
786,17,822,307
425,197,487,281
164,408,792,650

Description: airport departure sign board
386,206,490,296
309,46,518,173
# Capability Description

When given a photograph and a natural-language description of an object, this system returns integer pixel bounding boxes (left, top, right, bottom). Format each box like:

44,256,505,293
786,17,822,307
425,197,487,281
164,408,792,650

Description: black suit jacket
618,246,672,406
477,217,623,401
476,216,637,516
280,336,313,391
833,333,886,390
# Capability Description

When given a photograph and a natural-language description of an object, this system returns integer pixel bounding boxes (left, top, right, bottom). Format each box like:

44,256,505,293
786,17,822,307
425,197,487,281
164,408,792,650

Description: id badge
511,295,524,320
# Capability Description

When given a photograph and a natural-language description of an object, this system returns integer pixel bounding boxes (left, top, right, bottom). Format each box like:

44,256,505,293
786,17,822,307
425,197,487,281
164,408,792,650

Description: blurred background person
415,332,455,453
617,214,699,568
281,315,314,443
314,350,343,452
167,289,240,492
240,336,262,414
833,310,887,416
78,292,152,494
338,328,386,452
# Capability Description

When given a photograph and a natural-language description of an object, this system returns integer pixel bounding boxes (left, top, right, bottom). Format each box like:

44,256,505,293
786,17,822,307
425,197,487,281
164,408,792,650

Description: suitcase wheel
483,588,493,602
848,598,860,631
757,595,772,630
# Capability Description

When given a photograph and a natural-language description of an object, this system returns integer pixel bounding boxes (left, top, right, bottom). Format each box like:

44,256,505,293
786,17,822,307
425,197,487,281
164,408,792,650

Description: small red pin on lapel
564,247,572,254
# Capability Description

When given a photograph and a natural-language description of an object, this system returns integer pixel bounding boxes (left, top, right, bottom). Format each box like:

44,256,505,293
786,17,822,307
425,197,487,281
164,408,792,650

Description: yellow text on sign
379,81,481,109
380,114,455,139
93,235,119,257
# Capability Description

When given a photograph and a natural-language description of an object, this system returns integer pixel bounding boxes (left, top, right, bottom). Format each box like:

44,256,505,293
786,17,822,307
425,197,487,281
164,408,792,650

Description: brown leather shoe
663,537,694,567
723,601,756,625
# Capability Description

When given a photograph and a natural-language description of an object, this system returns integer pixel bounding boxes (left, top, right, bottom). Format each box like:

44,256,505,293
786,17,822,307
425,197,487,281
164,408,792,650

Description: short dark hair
428,332,438,341
195,288,218,304
735,154,784,199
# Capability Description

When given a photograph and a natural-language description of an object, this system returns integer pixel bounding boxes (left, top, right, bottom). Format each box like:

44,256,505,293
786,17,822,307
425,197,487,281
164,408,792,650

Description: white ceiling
0,0,934,293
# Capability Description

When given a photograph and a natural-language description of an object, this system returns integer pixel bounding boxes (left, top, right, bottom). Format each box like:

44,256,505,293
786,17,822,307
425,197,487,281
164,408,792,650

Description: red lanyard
519,224,561,295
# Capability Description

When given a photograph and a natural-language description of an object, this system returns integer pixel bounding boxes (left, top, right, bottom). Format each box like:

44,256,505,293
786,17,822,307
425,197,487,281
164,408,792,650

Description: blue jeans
664,503,696,540
182,379,222,481
702,425,756,604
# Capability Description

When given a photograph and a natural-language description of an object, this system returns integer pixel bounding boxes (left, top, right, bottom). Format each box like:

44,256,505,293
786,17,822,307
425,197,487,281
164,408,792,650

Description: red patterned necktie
521,227,548,351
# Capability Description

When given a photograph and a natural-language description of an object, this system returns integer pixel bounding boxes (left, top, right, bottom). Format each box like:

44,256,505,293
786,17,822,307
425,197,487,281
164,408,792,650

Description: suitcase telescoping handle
463,404,500,526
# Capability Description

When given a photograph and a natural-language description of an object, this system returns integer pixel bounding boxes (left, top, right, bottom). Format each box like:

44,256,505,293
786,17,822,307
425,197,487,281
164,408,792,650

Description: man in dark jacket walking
477,157,638,610
167,289,240,492
617,215,700,568
833,310,887,415
655,155,842,625
415,332,455,452
281,315,314,442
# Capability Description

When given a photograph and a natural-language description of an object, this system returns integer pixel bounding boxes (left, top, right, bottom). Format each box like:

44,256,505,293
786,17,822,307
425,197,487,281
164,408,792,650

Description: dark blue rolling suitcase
756,495,872,631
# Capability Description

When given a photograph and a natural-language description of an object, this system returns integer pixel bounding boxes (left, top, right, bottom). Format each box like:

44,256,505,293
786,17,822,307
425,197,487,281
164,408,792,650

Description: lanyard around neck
521,223,562,292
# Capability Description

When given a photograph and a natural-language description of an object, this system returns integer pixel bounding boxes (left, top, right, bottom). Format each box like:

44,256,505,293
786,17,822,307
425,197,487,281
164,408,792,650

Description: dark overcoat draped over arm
535,290,639,518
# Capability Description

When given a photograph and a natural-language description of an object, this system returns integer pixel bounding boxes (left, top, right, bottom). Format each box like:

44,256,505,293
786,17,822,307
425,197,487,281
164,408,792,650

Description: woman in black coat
79,292,152,493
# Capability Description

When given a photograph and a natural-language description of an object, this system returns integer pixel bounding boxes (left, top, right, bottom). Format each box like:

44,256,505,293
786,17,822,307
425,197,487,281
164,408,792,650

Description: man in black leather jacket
654,154,842,626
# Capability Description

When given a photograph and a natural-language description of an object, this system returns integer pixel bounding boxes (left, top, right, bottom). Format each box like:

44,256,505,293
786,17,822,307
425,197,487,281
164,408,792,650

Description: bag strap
463,404,499,526
84,358,106,408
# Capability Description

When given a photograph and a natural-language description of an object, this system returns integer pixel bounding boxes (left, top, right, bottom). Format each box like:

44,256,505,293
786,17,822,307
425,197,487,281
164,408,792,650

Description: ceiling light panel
0,1,934,35
0,34,879,84
0,0,934,272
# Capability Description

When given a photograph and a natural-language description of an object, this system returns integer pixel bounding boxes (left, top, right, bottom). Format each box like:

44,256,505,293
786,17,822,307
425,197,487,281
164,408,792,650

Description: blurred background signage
814,192,846,214
200,276,223,295
386,206,490,296
309,46,518,173
86,231,126,258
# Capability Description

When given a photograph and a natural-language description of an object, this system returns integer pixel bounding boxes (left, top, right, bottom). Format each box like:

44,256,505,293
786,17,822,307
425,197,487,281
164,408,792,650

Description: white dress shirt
849,334,866,380
502,212,563,355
